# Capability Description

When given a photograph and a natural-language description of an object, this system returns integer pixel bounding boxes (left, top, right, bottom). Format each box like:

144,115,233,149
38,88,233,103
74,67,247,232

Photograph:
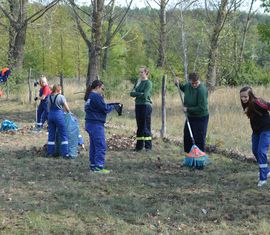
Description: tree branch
0,3,16,26
69,1,91,48
27,0,60,24
104,0,133,47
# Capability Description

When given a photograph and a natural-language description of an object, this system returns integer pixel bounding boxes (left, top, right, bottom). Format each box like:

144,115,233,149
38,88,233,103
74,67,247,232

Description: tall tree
145,0,170,68
0,0,59,69
69,0,133,87
157,0,169,67
102,0,133,72
102,0,115,71
258,0,270,52
206,0,229,90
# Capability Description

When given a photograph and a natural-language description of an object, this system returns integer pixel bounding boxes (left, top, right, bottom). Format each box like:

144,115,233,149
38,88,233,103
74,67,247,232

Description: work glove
34,97,38,101
108,103,123,116
115,103,123,116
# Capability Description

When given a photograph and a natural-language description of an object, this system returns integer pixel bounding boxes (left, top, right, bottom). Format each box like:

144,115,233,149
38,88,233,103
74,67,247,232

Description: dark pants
135,104,152,150
184,115,209,153
37,101,48,128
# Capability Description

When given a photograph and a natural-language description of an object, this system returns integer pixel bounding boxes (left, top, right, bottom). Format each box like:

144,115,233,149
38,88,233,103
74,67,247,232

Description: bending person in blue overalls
47,84,71,158
240,86,270,187
35,76,51,130
84,80,121,174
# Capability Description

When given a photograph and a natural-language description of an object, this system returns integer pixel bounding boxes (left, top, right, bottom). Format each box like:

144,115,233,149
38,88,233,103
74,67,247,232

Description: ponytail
84,80,104,101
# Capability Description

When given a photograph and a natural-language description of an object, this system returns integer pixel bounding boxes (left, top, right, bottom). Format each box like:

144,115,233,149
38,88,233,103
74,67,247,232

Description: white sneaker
257,180,267,187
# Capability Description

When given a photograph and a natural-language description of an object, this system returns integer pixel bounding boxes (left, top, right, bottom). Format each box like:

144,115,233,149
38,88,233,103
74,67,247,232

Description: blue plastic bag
0,120,18,131
55,113,83,158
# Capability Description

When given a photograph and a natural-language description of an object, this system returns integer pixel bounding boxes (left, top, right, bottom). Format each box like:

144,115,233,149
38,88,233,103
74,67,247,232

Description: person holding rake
174,72,209,155
240,86,270,187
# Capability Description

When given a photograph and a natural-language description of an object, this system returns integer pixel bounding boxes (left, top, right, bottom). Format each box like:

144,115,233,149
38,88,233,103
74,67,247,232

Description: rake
175,82,208,169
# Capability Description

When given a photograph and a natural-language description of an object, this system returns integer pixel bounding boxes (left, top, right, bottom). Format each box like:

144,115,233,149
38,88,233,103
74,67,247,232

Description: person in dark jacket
47,84,70,158
130,67,152,152
174,72,209,153
84,80,121,174
240,86,270,187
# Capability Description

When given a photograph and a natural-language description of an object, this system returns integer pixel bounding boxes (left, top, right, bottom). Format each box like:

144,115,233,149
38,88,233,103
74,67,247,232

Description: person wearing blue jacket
84,80,121,174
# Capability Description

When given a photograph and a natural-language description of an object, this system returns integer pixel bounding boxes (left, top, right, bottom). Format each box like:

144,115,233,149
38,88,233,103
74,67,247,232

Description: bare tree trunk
60,35,64,95
206,0,229,91
239,0,255,63
41,34,45,72
157,0,167,68
28,68,32,104
179,6,188,82
232,1,238,76
102,0,115,71
7,1,27,69
86,0,104,86
0,0,59,70
160,74,166,138
77,35,81,83
9,25,27,69
87,46,100,86
69,0,132,87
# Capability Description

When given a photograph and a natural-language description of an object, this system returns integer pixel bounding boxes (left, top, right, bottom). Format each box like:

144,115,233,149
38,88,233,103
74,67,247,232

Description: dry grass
5,80,270,154
6,80,270,154
1,81,270,234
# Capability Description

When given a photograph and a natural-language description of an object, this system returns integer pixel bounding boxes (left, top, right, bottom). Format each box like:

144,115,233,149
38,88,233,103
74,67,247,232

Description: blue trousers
252,131,270,180
135,104,152,150
37,101,48,128
47,110,68,157
184,115,209,153
85,122,106,169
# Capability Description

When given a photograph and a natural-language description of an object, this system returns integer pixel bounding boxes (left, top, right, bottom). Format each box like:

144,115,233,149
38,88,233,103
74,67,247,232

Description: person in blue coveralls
84,80,122,174
47,84,71,158
35,76,51,129
240,86,270,187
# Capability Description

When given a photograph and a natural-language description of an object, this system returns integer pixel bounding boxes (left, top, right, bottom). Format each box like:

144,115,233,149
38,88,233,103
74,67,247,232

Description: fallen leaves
107,134,135,150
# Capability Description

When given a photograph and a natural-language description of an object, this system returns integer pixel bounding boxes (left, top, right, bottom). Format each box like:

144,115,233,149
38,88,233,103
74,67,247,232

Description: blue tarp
0,120,18,131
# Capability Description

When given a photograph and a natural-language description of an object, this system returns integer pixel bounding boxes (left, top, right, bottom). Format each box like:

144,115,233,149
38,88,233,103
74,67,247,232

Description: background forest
0,0,269,93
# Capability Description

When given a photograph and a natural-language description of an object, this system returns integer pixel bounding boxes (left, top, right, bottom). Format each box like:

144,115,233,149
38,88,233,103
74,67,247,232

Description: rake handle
176,82,195,145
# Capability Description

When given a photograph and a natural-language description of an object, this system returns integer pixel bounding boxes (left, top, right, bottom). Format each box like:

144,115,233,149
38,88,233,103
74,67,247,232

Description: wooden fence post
28,68,32,104
160,74,166,138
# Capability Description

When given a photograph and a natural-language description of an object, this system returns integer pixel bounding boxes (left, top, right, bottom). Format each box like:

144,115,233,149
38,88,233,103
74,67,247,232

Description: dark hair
240,86,257,118
188,72,199,82
84,80,104,101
